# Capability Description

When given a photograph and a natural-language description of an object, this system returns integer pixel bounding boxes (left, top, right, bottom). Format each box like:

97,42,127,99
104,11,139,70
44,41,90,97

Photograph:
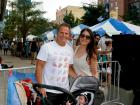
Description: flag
104,2,109,19
7,71,36,105
97,16,104,22
97,1,110,22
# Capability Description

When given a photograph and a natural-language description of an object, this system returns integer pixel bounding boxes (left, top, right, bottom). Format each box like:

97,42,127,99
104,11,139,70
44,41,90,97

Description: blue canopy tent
90,18,140,36
123,22,140,35
41,31,50,41
71,24,89,37
44,29,57,41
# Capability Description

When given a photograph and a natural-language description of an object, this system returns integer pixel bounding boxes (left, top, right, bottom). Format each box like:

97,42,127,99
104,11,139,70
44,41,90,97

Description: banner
7,70,36,105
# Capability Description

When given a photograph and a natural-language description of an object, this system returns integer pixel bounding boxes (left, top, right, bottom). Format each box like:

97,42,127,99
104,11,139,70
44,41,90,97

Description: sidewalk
0,50,35,105
0,50,33,68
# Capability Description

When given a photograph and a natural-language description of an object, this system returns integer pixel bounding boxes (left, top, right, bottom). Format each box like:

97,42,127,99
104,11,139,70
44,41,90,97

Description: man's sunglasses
80,34,91,40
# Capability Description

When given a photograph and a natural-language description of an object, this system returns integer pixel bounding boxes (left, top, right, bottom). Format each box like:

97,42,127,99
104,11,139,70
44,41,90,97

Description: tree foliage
81,3,104,26
31,18,49,35
3,0,50,42
63,11,81,27
123,5,140,25
3,11,17,39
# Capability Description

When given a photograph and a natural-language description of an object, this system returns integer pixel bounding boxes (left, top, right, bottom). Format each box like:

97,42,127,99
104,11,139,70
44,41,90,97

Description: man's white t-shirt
37,41,73,93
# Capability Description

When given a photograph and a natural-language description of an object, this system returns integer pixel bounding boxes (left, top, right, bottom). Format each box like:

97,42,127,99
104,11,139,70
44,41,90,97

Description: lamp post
115,0,119,19
105,0,110,19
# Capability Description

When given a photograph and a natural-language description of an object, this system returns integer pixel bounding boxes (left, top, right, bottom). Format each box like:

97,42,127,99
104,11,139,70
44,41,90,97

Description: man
93,33,101,50
35,23,77,105
94,34,101,45
30,39,38,65
93,33,112,56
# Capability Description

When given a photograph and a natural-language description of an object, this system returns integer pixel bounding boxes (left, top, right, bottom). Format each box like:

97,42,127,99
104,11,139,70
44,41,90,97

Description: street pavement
0,50,33,68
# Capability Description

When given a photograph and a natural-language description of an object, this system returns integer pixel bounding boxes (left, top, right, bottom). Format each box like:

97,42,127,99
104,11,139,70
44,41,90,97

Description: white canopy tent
26,35,37,41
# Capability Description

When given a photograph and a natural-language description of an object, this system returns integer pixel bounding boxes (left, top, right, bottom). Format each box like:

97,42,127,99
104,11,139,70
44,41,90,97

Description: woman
72,28,98,78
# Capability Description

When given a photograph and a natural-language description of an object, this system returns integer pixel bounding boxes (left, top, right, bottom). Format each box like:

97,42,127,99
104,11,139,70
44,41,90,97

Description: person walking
30,39,38,64
16,39,23,57
35,23,77,105
3,40,9,55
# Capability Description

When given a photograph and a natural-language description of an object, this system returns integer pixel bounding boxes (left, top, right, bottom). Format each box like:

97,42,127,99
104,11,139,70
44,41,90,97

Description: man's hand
38,88,47,98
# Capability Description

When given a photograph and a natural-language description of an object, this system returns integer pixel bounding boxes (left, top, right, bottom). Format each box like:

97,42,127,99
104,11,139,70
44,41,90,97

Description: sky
33,0,97,21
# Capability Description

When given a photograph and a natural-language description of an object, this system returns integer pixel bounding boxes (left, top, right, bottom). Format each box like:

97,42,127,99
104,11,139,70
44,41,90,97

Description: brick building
98,0,140,20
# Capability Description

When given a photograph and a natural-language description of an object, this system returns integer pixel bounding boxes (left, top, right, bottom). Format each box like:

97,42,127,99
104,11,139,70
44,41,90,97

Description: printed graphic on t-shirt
49,53,70,87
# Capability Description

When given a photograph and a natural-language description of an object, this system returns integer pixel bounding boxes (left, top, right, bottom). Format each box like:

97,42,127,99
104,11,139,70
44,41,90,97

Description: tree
123,5,140,25
3,0,47,43
63,11,81,27
81,3,104,26
30,18,50,35
3,9,18,40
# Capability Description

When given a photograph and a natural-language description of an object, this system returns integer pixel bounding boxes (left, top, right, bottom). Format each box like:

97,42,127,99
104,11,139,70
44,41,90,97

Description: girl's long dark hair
79,28,97,61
